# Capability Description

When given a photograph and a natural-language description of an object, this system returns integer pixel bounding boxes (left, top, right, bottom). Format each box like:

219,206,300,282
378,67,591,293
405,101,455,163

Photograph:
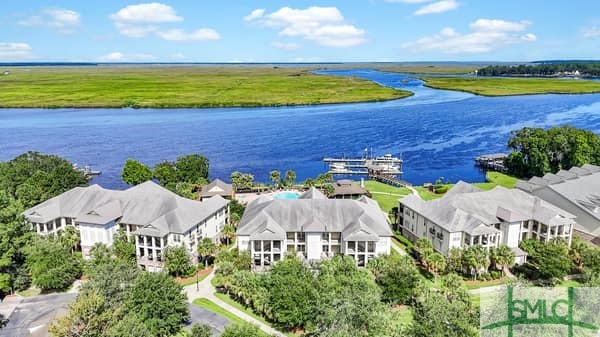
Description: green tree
522,238,572,282
0,151,87,208
59,225,80,254
189,323,212,337
229,200,245,226
221,224,236,246
88,243,112,269
123,272,189,336
197,238,217,269
285,170,296,186
427,252,446,281
369,254,420,305
322,184,334,197
269,170,281,187
25,237,82,290
49,287,113,337
414,238,434,265
0,195,31,295
121,159,153,186
220,323,266,337
462,245,489,280
85,261,140,309
445,247,463,274
269,256,317,329
303,178,315,188
164,245,193,277
230,172,254,191
105,314,151,337
113,228,136,265
174,154,210,183
489,245,515,275
153,160,177,188
569,236,591,270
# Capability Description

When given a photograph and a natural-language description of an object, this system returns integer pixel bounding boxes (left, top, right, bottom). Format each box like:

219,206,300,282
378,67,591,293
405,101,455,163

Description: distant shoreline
419,76,600,97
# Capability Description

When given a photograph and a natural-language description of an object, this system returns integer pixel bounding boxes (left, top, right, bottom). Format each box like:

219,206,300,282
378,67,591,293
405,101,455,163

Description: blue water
1,69,599,189
273,192,301,200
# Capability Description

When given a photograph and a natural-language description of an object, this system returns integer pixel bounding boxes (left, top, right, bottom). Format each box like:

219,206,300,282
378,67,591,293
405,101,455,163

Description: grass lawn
362,180,411,213
420,76,600,96
193,298,247,326
214,293,270,326
0,66,411,108
415,172,518,200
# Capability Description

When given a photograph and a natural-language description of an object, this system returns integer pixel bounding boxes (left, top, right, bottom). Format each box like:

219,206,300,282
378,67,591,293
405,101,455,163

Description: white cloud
18,8,80,33
402,18,536,54
97,52,156,62
272,41,301,51
156,28,220,42
469,18,530,32
582,26,600,38
110,3,182,23
0,42,34,60
414,0,459,15
385,0,431,3
170,53,186,60
246,6,366,48
110,3,220,42
244,9,265,22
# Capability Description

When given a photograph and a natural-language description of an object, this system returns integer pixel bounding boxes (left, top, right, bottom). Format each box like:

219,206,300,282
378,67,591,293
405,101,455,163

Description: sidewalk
184,271,285,337
0,295,22,320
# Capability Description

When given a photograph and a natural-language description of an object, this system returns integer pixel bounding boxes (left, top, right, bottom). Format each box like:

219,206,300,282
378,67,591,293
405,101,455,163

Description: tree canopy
505,126,600,177
25,236,82,290
121,158,153,186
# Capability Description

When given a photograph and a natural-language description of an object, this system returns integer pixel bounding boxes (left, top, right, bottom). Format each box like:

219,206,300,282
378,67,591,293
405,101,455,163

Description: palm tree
221,224,236,246
414,238,434,266
229,212,241,227
490,245,515,276
285,170,296,186
270,170,281,188
60,225,80,254
427,252,446,282
197,237,217,269
569,237,589,270
462,245,489,280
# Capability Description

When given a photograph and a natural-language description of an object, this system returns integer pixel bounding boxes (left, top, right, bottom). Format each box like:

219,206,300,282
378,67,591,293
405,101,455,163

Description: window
155,237,162,247
173,234,181,243
358,242,365,253
273,241,281,250
254,241,261,251
139,247,145,256
323,245,329,253
331,232,341,241
321,233,329,241
138,236,144,244
297,232,305,242
367,242,375,253
287,232,295,240
264,241,271,252
348,241,355,251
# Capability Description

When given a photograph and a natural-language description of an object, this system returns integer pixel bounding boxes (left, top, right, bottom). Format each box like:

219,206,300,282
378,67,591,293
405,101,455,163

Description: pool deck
235,189,302,204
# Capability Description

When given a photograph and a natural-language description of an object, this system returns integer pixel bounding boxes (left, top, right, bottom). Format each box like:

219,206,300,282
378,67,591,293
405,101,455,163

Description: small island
420,76,600,96
0,66,411,108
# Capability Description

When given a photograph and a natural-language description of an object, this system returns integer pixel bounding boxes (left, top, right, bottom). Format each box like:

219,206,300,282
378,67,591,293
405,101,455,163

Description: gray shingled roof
515,165,600,227
237,190,392,241
23,181,229,236
401,181,575,235
199,179,233,198
333,180,367,196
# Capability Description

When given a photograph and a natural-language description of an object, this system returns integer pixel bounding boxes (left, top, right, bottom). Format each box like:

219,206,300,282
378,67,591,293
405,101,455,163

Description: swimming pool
273,192,300,200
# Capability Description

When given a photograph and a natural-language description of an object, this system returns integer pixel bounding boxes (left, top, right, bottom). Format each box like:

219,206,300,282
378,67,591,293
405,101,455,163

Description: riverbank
420,76,600,96
0,66,410,108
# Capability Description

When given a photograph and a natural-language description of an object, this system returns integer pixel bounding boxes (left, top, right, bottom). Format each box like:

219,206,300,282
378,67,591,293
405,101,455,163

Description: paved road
0,293,76,337
0,292,229,337
185,272,286,337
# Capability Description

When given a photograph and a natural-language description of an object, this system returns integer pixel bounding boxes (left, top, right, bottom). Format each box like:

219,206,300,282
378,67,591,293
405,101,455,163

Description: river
1,69,599,189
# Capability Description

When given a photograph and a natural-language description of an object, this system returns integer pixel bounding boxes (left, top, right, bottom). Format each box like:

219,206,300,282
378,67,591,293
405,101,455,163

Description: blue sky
1,0,599,62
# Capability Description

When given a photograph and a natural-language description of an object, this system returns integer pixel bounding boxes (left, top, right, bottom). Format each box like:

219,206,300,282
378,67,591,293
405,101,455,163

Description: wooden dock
475,153,508,172
369,173,412,187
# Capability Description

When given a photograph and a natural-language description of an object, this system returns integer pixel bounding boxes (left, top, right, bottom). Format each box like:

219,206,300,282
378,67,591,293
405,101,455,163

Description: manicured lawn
421,76,600,96
0,66,411,108
485,172,518,189
193,298,246,326
362,181,411,213
414,186,444,201
214,293,270,326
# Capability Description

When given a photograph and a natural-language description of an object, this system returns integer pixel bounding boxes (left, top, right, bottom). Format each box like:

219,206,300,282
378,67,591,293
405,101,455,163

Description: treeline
213,250,480,337
478,62,600,77
505,126,600,178
0,152,88,297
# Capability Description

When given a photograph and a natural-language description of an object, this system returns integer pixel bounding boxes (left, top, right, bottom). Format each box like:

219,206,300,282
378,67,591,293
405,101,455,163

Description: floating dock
475,153,508,172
